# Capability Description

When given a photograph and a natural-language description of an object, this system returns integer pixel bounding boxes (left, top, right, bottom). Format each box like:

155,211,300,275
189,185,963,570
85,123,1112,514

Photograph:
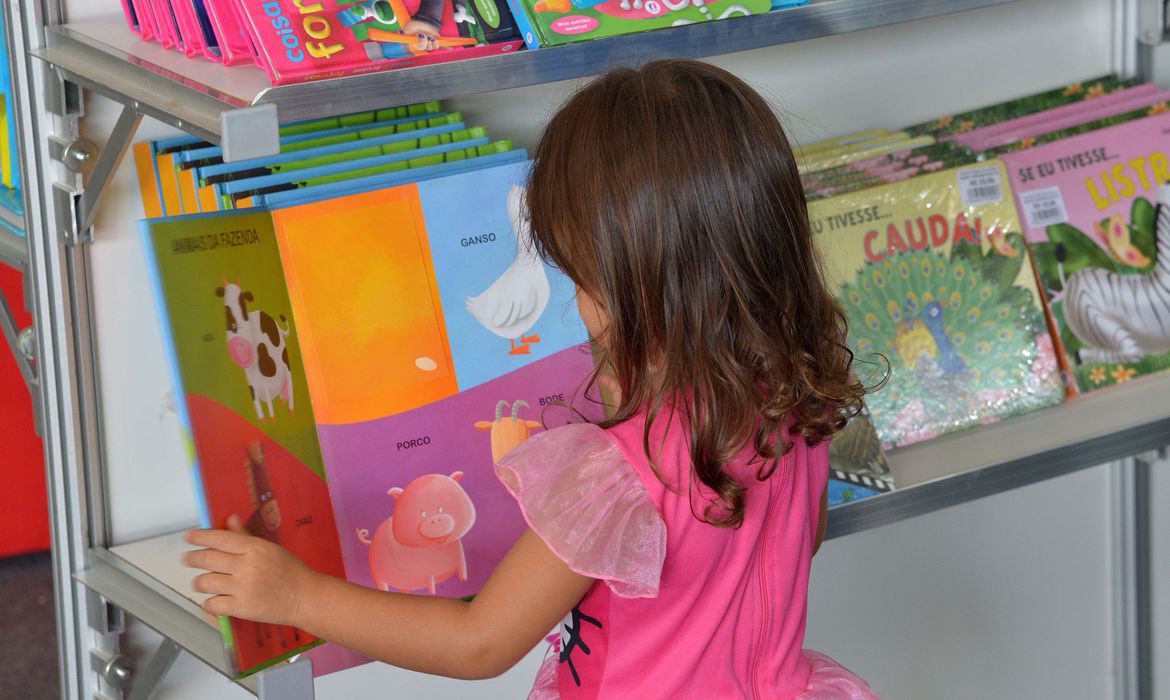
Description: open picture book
142,157,600,676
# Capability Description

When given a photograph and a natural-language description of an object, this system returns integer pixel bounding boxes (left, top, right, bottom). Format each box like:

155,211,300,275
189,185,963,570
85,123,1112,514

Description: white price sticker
957,166,1004,207
1018,186,1069,229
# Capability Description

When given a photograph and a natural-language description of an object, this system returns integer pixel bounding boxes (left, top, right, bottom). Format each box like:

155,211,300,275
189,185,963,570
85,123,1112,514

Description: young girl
186,59,879,699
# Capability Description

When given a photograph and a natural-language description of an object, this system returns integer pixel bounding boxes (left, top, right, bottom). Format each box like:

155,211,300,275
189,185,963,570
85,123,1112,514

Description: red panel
0,263,48,557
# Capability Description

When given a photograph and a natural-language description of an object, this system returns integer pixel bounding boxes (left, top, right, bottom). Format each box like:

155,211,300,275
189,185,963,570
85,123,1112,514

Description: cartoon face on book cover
143,211,347,674
809,162,1065,449
1001,112,1170,392
267,160,598,601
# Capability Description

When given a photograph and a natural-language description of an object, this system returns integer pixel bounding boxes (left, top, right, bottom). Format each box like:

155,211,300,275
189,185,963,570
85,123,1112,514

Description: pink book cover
204,0,258,65
171,0,210,58
119,0,148,38
1001,111,1170,393
233,0,523,86
129,0,162,41
948,84,1158,148
148,0,183,49
225,0,269,66
965,89,1170,153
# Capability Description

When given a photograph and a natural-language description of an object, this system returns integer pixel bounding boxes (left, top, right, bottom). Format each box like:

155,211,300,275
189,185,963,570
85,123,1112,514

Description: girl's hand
184,515,319,628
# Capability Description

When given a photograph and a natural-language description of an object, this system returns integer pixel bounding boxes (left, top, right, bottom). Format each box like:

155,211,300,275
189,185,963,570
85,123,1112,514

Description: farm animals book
142,158,598,676
232,0,525,85
810,162,1065,448
1001,113,1170,392
142,210,347,677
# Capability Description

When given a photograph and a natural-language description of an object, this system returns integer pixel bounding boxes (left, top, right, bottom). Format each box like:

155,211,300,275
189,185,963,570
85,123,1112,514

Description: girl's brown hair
527,59,865,528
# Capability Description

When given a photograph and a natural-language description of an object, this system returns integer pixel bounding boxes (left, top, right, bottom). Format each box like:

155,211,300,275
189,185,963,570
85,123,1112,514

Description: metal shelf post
5,0,1168,698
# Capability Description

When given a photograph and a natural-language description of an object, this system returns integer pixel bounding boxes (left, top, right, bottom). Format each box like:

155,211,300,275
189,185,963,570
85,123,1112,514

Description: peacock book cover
809,161,1065,449
1002,111,1170,393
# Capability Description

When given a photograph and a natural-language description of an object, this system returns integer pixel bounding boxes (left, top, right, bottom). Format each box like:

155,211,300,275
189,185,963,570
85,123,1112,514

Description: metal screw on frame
17,327,36,365
61,139,98,174
99,653,136,690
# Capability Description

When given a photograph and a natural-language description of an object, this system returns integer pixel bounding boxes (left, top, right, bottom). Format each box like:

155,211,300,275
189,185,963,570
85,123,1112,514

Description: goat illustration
474,400,543,463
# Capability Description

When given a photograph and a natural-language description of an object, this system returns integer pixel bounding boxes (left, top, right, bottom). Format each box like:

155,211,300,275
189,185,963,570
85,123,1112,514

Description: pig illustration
356,472,476,595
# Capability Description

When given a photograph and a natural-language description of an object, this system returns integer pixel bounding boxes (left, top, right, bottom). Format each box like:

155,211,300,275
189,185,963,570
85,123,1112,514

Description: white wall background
59,0,1170,697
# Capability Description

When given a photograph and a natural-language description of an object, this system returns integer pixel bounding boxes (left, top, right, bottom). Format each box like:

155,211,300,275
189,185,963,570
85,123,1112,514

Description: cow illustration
215,282,294,420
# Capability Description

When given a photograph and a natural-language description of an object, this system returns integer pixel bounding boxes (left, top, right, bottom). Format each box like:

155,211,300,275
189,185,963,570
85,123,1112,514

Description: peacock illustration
841,241,1051,446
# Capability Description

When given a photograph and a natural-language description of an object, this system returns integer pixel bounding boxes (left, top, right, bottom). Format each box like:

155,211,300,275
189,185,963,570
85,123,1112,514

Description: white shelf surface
33,0,1015,156
108,531,212,617
829,371,1170,537
83,369,1170,692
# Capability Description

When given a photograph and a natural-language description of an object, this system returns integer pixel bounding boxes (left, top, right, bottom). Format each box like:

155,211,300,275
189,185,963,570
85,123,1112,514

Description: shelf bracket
1136,0,1170,85
0,287,36,392
87,589,134,700
56,104,142,246
126,639,182,700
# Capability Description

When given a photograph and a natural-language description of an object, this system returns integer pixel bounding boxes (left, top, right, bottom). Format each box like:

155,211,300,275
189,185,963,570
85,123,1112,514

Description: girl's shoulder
494,422,667,598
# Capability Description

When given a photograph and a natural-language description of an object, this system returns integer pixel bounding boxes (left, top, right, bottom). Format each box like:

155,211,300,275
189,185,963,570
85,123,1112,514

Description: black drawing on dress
558,603,603,687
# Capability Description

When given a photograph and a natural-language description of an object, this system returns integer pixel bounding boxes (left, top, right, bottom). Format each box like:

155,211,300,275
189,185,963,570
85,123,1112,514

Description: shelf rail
0,226,26,268
34,0,1015,160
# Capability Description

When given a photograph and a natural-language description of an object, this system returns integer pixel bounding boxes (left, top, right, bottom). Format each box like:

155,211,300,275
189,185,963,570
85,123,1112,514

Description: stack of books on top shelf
115,0,808,86
806,73,1170,505
0,9,23,235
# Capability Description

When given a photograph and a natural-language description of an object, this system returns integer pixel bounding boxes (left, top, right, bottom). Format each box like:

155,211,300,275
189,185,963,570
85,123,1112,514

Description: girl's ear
576,289,608,339
599,372,623,411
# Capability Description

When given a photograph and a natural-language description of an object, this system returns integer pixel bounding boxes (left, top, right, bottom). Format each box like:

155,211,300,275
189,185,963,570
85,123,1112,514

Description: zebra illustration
1056,185,1170,365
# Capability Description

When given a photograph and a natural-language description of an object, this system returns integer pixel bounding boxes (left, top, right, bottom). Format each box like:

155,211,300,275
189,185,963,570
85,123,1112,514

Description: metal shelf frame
9,0,1170,698
0,226,26,268
32,0,1017,161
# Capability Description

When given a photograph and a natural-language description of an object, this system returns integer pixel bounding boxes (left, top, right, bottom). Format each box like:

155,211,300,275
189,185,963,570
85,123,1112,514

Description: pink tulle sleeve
495,423,667,599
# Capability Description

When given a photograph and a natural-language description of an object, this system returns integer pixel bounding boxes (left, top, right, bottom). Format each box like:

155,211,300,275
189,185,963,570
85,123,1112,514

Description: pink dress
495,411,880,700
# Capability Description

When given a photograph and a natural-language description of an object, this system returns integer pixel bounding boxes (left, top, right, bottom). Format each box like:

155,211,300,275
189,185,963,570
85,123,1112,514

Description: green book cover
810,162,1065,448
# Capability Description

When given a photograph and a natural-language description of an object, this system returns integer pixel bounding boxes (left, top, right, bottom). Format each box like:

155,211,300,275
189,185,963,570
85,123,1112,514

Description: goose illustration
465,186,550,355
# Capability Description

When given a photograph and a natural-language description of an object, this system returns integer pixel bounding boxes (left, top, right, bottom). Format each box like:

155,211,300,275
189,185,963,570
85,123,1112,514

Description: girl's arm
185,520,594,680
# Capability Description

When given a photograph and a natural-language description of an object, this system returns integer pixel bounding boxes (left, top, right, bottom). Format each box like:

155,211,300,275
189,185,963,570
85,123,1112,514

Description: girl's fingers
185,527,252,554
202,594,237,617
192,572,236,596
225,514,247,534
183,548,238,574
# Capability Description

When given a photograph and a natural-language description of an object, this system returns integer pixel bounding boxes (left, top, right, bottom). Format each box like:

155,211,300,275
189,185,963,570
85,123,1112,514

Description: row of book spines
801,74,1137,173
173,112,462,170
802,95,1165,202
225,141,514,208
154,101,446,156
199,120,481,184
